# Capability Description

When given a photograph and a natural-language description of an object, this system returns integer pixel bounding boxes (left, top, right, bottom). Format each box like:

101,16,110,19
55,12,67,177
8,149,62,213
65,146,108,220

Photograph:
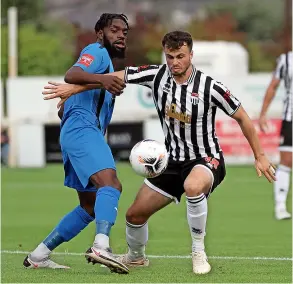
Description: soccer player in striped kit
259,51,292,220
43,31,276,275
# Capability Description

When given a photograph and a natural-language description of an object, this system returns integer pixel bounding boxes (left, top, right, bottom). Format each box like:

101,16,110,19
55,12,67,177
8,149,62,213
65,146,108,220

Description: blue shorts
60,114,116,191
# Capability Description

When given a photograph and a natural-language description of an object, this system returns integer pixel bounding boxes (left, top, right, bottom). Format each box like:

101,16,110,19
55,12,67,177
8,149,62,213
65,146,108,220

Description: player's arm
211,82,276,183
43,72,126,108
258,55,284,133
64,46,125,95
43,66,160,105
231,106,275,182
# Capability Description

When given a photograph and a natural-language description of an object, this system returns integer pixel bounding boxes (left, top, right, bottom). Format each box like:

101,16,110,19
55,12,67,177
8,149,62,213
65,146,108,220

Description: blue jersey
62,42,114,134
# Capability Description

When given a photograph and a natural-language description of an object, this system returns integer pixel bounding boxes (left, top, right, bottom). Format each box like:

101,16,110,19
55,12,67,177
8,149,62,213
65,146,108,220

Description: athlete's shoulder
81,42,106,55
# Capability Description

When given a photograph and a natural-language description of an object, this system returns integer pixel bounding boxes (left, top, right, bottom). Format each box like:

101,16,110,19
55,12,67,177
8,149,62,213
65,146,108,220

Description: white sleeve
124,65,161,89
211,81,241,116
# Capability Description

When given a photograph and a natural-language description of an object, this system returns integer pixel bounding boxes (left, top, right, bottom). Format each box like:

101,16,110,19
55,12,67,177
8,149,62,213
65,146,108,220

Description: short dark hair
95,13,129,33
162,31,193,51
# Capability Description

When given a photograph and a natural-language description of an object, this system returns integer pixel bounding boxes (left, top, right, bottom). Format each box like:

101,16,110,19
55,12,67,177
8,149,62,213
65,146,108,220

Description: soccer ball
129,139,169,178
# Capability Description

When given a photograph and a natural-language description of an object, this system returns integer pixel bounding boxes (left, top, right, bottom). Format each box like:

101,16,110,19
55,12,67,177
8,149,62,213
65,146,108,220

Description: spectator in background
1,128,9,166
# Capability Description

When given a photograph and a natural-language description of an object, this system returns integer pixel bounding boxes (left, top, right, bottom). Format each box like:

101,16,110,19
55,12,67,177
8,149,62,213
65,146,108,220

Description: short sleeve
211,81,241,116
73,44,103,74
124,65,161,89
273,54,285,80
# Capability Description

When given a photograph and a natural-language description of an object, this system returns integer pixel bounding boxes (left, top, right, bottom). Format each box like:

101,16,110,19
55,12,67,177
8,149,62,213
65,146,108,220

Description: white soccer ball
129,139,169,178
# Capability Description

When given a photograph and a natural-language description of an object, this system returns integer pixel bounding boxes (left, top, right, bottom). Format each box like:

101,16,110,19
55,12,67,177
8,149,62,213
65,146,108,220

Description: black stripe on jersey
126,75,156,87
191,71,202,159
153,65,166,101
169,81,180,160
202,76,212,156
211,106,220,153
179,84,190,160
127,65,160,75
160,76,172,154
279,65,284,79
284,95,290,121
153,65,174,154
285,53,289,89
211,96,230,116
96,65,110,129
213,84,238,110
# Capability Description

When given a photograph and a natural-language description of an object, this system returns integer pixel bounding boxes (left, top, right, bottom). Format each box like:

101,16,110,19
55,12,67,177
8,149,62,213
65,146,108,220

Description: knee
80,203,95,217
280,155,292,168
90,170,122,193
184,180,206,197
126,207,148,225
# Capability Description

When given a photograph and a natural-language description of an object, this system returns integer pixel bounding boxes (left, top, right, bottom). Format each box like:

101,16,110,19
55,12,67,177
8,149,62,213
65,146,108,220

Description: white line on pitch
1,250,292,261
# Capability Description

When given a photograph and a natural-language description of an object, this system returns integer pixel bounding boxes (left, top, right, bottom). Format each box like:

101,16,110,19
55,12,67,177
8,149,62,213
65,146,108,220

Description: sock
126,221,148,259
186,193,207,253
274,165,291,210
93,186,121,249
30,205,94,261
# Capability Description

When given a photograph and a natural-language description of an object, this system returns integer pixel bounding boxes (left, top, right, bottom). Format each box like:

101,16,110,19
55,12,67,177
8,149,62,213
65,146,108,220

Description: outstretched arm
43,65,161,107
258,78,280,133
232,106,276,183
43,71,126,108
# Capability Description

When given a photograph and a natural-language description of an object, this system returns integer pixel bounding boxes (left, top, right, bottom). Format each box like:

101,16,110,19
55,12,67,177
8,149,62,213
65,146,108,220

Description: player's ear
190,50,193,60
96,30,103,41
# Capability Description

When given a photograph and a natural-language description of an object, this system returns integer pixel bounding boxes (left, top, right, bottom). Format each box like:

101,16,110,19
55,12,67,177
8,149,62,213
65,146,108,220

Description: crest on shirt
78,54,94,67
223,90,231,102
163,82,171,93
190,93,199,105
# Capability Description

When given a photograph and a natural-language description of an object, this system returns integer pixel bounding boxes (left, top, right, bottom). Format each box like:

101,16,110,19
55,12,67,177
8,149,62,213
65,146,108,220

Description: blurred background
1,2,292,283
1,0,292,167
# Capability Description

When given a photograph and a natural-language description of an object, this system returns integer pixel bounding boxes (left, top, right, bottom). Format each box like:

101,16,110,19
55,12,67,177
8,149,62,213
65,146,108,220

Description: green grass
1,164,292,283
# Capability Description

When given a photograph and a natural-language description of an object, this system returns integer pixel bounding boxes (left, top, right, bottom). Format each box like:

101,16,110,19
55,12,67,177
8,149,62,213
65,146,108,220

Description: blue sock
43,205,94,250
95,186,121,236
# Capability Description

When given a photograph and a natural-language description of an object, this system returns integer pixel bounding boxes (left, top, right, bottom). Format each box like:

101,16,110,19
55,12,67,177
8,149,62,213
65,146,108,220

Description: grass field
1,163,292,283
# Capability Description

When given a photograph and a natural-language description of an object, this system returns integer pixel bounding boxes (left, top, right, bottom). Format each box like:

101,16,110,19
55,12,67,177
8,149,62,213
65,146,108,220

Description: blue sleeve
73,44,104,74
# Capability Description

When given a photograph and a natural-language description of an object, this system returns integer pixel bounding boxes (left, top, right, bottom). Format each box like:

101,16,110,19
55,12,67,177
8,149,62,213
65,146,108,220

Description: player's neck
173,64,193,85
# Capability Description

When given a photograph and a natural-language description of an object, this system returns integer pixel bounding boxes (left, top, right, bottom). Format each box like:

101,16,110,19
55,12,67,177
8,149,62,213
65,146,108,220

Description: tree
1,0,44,24
1,23,74,77
187,13,245,43
206,0,284,41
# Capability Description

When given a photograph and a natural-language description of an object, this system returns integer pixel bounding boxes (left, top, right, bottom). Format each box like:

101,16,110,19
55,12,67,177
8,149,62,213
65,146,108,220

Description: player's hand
42,81,77,108
254,154,276,183
259,115,268,133
101,75,126,96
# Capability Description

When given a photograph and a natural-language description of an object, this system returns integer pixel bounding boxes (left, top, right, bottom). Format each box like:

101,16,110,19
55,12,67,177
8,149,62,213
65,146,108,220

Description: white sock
274,165,291,211
94,233,109,249
30,243,51,261
186,193,207,253
126,221,148,259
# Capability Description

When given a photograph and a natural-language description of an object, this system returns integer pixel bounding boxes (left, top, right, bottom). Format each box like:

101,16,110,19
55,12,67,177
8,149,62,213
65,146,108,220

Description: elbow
64,71,74,84
64,67,79,84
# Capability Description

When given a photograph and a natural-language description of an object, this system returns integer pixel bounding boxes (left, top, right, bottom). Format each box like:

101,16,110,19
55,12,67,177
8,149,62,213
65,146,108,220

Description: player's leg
183,157,225,274
121,182,173,266
56,116,128,273
23,156,95,269
274,121,292,220
88,168,122,250
119,166,182,267
274,151,292,219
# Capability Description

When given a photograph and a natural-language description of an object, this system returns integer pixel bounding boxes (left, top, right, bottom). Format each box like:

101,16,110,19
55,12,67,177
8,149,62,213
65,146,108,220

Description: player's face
103,19,128,59
164,43,193,76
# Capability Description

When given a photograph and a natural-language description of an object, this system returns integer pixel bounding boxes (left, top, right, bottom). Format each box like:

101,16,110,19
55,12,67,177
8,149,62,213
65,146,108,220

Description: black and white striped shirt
125,64,241,161
274,52,292,122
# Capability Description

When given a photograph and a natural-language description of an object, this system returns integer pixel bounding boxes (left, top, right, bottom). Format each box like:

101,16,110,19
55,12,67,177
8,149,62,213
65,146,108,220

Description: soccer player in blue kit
23,14,129,274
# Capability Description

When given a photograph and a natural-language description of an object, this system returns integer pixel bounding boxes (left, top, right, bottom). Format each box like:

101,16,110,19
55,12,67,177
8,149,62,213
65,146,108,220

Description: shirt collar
167,64,196,85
